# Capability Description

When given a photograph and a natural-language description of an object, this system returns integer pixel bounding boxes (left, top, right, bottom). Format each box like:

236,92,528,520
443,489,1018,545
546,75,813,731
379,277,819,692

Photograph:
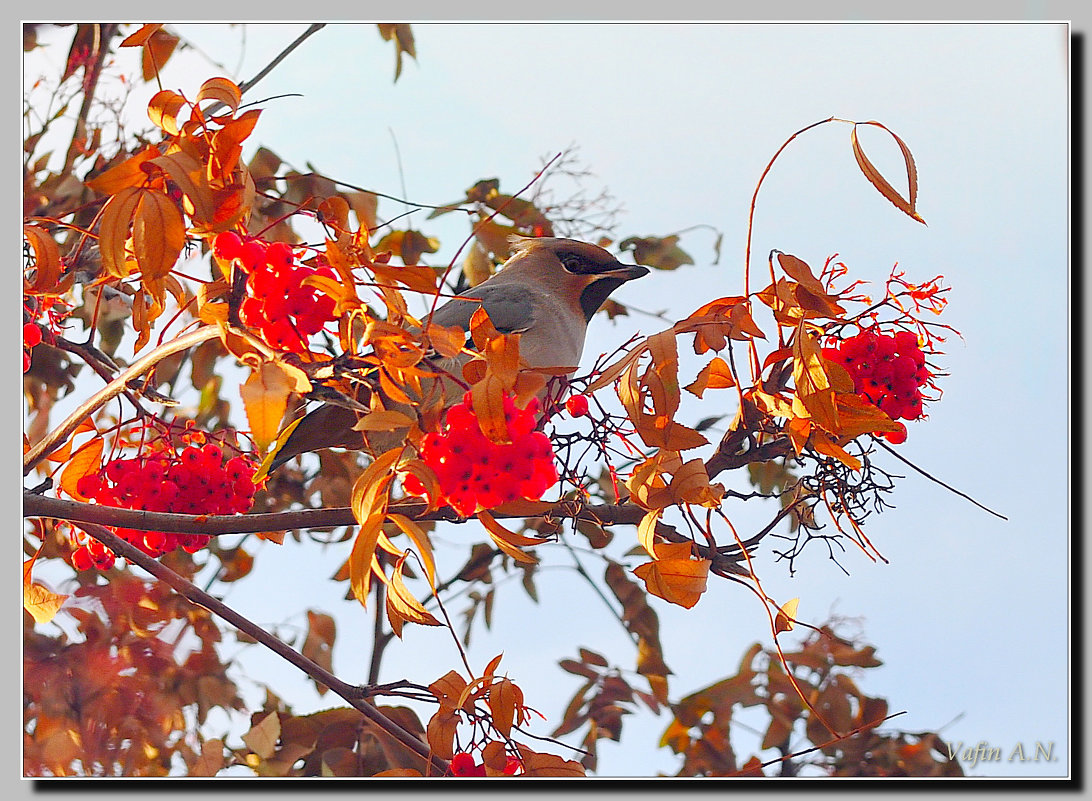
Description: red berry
264,242,295,270
884,422,908,444
75,473,103,499
71,547,93,571
449,753,477,776
23,323,42,348
894,330,919,354
212,231,244,262
239,239,267,271
565,394,590,417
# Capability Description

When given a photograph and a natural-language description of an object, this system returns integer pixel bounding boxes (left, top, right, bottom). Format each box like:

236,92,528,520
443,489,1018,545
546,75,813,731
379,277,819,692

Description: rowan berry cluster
448,751,521,777
70,443,261,570
212,231,338,352
403,393,559,516
823,329,931,444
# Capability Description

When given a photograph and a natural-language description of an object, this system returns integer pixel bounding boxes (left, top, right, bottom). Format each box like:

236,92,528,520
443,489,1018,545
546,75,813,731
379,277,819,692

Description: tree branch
64,520,448,776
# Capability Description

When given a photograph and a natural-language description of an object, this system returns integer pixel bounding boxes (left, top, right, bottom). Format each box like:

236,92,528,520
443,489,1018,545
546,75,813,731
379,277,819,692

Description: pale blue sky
21,21,1071,779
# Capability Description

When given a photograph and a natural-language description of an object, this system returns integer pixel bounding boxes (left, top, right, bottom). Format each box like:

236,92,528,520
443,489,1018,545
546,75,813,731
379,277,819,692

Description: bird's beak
610,264,650,281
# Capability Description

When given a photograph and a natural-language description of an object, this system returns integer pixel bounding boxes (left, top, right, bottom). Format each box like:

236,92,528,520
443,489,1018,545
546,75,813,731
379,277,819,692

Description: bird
266,236,650,472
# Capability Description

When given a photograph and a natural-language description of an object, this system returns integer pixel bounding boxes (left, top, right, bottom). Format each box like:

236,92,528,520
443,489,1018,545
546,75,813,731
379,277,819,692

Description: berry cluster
212,231,338,352
448,751,521,777
823,329,931,444
403,393,559,516
70,443,261,570
23,322,42,373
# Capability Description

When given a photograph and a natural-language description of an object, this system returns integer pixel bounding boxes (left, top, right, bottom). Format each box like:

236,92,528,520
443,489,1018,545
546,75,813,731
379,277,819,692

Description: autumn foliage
24,23,966,778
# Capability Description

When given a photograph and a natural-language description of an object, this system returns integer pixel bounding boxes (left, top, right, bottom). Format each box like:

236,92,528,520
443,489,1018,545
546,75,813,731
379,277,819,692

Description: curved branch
24,492,756,574
65,520,448,775
23,326,219,475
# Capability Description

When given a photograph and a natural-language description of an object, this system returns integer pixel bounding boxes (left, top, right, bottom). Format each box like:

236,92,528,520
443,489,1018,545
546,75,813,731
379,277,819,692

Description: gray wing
427,283,537,334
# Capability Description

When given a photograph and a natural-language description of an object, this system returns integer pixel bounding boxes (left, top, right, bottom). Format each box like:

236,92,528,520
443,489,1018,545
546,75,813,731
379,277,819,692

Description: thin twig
874,439,1008,520
23,326,219,474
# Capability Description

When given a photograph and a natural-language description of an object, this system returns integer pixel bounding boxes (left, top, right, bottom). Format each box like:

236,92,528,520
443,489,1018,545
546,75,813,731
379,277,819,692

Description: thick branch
24,492,754,573
64,520,448,775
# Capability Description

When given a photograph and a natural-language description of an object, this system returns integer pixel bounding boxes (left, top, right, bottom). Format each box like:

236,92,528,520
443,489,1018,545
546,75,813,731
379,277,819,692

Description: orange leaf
477,510,540,564
150,151,216,224
147,89,188,136
58,436,103,501
425,709,458,760
633,542,711,609
97,186,142,277
429,670,471,712
791,320,839,431
348,449,401,605
684,356,736,398
515,744,586,777
119,23,163,47
141,29,179,81
196,77,242,114
851,121,926,225
809,430,862,471
424,323,468,360
84,146,158,195
488,678,524,739
23,224,63,293
133,191,186,279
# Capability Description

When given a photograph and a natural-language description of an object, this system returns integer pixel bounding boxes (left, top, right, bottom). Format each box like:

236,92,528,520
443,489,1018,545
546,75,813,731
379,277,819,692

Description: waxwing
267,237,649,470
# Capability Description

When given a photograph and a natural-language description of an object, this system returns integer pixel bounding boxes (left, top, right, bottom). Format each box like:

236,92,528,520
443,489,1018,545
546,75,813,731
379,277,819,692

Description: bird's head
504,236,650,321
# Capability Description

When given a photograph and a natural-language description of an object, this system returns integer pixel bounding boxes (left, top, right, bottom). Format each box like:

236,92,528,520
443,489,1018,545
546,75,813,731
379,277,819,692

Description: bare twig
23,326,219,474
873,439,1008,520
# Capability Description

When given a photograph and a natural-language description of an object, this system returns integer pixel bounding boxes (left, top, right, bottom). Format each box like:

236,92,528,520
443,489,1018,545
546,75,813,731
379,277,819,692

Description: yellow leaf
240,362,295,453
352,409,415,433
638,509,661,557
387,513,437,589
23,224,65,294
23,560,67,625
774,597,800,633
385,553,442,638
58,436,103,501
